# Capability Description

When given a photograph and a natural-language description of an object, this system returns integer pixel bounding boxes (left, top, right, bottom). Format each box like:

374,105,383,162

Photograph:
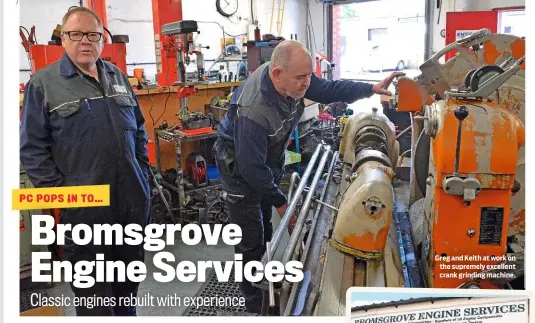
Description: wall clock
216,0,238,17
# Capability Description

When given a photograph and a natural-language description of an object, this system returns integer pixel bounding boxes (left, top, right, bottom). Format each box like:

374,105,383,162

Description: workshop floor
36,96,383,316
45,209,290,316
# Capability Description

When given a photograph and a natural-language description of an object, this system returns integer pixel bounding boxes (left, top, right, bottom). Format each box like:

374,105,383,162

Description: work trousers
213,138,280,314
225,194,274,313
61,203,150,316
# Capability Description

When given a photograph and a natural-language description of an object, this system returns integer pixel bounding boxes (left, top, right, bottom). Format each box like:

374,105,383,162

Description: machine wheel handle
469,65,505,91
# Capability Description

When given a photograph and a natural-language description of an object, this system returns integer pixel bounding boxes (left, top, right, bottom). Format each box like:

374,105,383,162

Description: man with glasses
20,7,150,316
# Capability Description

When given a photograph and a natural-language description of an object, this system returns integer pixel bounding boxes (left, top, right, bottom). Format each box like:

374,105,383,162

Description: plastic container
207,165,220,180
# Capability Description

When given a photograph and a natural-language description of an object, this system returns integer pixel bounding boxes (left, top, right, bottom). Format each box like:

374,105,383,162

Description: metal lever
447,56,525,98
266,241,275,308
456,28,491,45
312,198,339,212
453,106,469,174
499,56,515,69
298,187,339,212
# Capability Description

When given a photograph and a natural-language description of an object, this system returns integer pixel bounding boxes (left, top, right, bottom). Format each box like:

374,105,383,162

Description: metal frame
252,143,339,315
424,0,433,61
154,127,220,222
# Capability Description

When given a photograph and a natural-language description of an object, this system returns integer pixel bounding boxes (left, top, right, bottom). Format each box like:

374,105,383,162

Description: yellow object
270,0,286,36
21,306,65,316
331,109,398,260
128,77,139,86
284,150,301,166
51,24,62,39
12,185,110,210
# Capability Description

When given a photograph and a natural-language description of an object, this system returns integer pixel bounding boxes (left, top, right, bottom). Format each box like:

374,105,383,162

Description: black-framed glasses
62,31,102,42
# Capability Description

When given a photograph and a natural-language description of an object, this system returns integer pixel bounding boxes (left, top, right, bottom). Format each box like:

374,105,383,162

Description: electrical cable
150,42,176,125
103,26,114,44
250,0,255,23
226,15,241,24
197,20,247,39
146,88,156,124
457,100,489,113
19,26,35,73
20,26,30,37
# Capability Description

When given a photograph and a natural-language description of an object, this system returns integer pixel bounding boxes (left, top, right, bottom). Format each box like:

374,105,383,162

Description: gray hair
269,40,311,71
62,6,103,30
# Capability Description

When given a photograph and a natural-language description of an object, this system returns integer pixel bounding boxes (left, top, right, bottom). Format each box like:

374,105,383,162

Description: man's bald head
268,40,314,100
270,40,312,72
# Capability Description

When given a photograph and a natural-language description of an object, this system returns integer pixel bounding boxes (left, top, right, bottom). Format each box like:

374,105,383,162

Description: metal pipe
312,198,339,212
279,146,331,315
267,241,275,308
261,144,323,265
287,172,301,202
281,146,331,265
396,125,412,140
283,151,339,316
424,0,433,61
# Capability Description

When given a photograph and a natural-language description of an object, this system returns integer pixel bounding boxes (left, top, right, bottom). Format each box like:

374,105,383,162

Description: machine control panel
479,207,504,245
158,131,175,142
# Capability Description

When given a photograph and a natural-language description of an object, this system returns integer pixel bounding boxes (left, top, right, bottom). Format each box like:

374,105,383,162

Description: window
368,28,388,41
498,9,525,37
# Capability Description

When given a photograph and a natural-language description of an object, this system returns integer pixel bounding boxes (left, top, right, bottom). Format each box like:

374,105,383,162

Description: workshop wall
430,0,525,61
19,0,80,84
19,0,317,85
307,0,329,56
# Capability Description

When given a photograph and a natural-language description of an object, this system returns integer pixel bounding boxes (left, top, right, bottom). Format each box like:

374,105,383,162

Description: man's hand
372,71,406,96
276,204,287,217
277,204,297,233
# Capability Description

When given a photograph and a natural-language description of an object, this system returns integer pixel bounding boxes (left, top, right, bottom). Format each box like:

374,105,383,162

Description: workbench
19,81,241,171
132,82,239,170
154,127,220,209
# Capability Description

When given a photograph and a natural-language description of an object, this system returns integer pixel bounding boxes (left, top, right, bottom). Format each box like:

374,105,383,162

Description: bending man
213,40,403,314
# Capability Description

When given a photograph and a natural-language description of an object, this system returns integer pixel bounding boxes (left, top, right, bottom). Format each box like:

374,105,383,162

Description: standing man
20,7,150,316
213,40,403,314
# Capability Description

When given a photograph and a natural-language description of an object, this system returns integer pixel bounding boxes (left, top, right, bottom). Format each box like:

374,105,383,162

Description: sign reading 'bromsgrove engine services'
353,300,528,323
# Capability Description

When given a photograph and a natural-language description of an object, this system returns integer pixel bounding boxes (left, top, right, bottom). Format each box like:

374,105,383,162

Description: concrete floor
43,209,290,316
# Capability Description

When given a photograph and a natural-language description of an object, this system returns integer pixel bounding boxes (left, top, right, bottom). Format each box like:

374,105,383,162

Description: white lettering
32,215,55,245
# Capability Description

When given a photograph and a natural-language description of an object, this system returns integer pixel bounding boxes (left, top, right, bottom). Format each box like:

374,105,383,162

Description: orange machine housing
152,0,183,86
28,43,127,75
423,98,525,288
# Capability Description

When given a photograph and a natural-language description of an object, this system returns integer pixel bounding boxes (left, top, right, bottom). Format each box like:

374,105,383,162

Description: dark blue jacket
217,63,374,208
20,53,150,210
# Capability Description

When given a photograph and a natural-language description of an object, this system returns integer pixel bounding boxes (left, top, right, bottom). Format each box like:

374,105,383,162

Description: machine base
329,239,384,260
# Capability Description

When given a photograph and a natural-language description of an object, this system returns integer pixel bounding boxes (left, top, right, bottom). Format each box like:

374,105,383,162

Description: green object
285,150,301,165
